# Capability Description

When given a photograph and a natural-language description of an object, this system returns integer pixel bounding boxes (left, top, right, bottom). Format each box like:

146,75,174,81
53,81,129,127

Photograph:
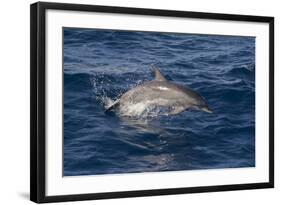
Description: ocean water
63,28,255,176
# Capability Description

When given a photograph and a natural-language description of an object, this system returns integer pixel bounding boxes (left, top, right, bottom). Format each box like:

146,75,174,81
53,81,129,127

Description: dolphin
105,66,212,116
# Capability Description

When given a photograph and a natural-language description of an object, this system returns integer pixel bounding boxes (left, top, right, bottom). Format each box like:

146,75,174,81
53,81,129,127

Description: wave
227,64,255,76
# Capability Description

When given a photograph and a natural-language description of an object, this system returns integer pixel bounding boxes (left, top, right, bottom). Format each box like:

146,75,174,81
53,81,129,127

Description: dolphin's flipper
168,106,187,115
105,99,120,113
151,65,167,81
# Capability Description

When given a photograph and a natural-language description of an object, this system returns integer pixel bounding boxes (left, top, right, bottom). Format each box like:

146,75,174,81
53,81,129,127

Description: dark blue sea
63,28,255,176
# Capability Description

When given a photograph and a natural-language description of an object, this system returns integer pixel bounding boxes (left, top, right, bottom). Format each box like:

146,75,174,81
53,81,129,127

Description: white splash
103,97,115,109
118,99,171,118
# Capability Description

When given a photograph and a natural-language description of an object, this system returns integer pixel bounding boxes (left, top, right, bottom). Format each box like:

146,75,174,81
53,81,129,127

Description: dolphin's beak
202,107,213,113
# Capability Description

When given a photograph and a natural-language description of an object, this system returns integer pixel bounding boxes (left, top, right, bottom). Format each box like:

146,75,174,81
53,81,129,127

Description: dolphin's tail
105,99,120,113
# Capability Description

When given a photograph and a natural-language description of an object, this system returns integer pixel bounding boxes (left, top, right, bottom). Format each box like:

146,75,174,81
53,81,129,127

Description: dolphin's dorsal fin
152,66,167,81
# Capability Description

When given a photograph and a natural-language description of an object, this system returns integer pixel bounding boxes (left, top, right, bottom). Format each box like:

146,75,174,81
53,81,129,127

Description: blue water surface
63,28,255,176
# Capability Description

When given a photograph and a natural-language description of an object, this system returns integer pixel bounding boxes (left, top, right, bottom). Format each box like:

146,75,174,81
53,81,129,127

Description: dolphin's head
195,98,213,113
200,105,213,113
150,66,213,114
177,85,212,114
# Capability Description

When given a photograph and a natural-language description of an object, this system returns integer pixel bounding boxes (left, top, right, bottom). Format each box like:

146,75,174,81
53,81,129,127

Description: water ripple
63,28,255,176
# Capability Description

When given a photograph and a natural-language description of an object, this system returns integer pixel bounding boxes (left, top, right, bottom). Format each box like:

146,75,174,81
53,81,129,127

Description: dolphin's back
120,81,177,103
119,80,206,108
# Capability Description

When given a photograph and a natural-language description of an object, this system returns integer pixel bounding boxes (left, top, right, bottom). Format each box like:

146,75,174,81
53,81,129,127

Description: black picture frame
30,1,274,203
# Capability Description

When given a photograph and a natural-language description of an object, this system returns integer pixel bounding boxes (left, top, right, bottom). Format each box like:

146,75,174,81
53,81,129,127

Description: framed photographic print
30,1,274,203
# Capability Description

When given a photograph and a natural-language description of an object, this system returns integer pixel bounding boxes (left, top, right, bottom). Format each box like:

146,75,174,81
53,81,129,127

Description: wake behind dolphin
105,66,212,117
